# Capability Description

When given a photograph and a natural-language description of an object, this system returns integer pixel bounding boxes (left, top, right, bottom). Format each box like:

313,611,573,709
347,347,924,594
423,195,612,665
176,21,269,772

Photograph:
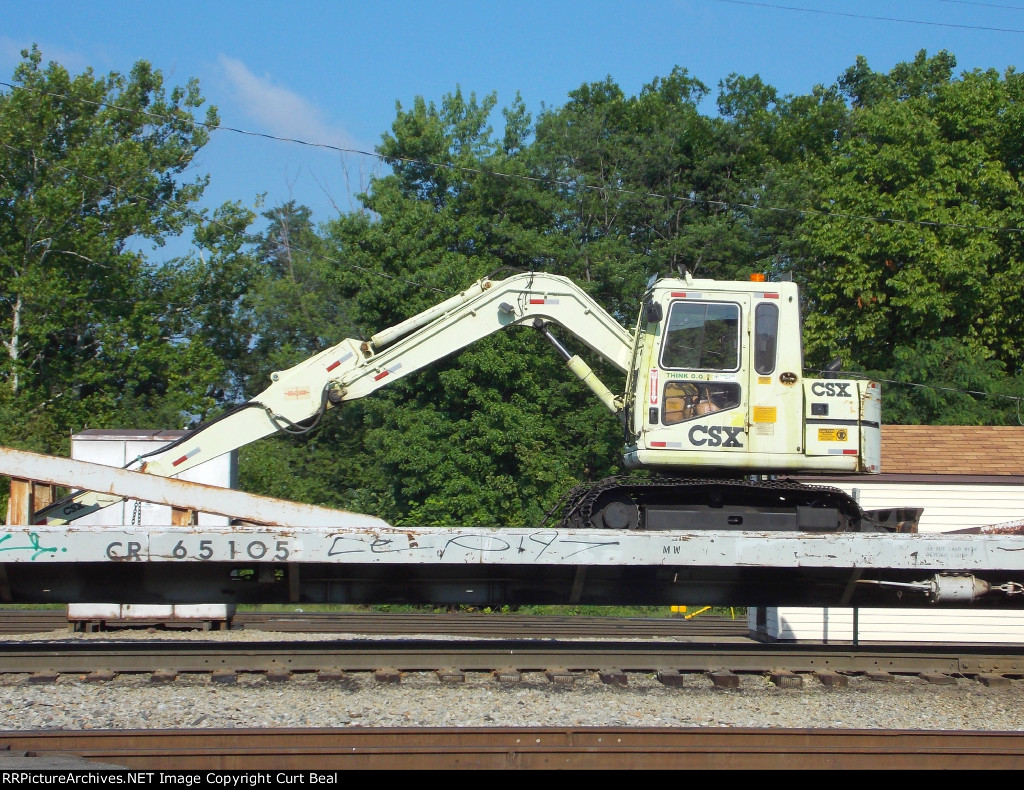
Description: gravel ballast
1,628,1023,731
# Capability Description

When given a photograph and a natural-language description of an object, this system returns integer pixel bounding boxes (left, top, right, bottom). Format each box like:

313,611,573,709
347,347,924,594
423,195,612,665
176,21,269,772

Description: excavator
35,269,892,533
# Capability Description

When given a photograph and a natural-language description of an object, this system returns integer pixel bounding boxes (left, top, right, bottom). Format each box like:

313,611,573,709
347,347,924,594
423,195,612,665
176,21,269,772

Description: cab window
662,381,742,425
754,302,779,375
661,302,740,371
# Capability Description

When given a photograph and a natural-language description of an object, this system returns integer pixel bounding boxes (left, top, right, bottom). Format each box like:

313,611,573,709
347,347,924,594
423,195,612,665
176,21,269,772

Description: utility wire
1,80,1022,237
0,138,450,299
936,1,1024,10
712,0,1024,32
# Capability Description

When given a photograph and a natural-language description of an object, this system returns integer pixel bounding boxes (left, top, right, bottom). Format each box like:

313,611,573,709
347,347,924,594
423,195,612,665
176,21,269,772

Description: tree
792,51,1024,382
0,46,220,451
230,200,370,510
294,87,629,526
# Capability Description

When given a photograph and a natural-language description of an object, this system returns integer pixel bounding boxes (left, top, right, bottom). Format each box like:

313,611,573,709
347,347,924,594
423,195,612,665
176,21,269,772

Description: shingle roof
882,425,1024,475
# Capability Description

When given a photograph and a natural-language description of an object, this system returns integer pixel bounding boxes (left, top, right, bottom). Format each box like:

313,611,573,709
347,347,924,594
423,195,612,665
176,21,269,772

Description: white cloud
217,54,351,148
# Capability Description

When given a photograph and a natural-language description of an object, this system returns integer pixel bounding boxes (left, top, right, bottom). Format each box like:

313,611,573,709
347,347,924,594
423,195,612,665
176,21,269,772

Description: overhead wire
813,370,1024,425
936,1,1024,10
1,80,1022,238
711,0,1024,33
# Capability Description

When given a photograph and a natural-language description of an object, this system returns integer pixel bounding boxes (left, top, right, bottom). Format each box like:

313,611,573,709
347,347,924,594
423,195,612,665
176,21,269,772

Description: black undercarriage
552,475,900,533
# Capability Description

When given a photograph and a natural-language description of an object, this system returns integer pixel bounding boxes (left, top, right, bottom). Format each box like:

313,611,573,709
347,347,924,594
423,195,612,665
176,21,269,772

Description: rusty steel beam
0,446,389,529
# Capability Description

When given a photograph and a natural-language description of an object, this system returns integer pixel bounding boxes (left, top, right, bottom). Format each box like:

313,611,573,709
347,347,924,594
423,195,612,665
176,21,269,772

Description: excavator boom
35,272,634,525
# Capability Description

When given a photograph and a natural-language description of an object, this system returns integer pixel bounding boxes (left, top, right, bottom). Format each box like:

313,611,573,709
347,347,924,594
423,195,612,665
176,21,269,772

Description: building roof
71,429,188,442
882,425,1024,476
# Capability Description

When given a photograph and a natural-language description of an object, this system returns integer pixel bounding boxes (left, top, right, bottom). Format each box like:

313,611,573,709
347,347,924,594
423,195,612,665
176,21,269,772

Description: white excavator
35,269,891,533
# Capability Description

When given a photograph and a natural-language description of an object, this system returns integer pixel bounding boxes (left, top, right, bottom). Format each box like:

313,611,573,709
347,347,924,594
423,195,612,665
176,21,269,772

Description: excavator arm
35,272,637,525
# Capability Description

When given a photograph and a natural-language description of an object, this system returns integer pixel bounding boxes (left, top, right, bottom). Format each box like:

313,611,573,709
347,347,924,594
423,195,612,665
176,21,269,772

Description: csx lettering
811,382,851,397
688,425,744,447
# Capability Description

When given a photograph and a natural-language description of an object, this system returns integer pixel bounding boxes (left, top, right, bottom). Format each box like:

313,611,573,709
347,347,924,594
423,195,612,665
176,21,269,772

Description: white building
71,428,237,526
68,428,238,629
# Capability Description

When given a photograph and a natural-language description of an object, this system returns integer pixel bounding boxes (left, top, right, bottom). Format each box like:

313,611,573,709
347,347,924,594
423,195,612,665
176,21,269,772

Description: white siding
760,476,1024,642
834,480,1024,533
752,606,1024,644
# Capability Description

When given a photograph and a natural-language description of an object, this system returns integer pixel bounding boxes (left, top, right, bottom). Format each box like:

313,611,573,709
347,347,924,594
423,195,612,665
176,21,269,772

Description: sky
3,0,1023,256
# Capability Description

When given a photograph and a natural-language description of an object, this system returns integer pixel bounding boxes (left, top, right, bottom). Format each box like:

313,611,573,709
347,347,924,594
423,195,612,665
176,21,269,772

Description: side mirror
645,301,663,324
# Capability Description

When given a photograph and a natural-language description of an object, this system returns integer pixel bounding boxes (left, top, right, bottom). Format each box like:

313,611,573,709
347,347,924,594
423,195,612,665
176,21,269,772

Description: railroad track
2,610,1024,679
1,638,1023,681
0,608,750,638
0,611,1022,770
2,727,1024,770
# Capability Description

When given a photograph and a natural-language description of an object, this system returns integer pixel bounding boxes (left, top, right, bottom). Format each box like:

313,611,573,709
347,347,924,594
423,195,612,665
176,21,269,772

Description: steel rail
2,638,1024,676
1,728,1023,770
0,610,751,638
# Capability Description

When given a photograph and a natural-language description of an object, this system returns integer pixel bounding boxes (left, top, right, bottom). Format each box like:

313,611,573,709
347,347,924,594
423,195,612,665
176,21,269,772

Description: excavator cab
623,273,881,477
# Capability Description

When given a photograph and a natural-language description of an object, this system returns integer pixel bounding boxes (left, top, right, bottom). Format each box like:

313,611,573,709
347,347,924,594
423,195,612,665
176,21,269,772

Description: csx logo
811,382,851,397
688,425,744,447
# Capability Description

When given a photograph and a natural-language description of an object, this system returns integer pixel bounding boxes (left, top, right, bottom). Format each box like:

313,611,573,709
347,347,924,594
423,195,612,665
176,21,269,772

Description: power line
1,149,1021,421
712,0,1024,32
820,370,1024,425
1,80,1022,238
935,1,1024,11
4,134,1021,417
4,78,1024,413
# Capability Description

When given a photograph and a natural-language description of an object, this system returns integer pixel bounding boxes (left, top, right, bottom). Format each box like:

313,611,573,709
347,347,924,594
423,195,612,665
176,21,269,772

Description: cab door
745,294,804,464
645,293,750,468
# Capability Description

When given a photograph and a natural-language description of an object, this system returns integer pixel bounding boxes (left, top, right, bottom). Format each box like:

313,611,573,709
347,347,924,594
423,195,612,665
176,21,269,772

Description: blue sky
3,1,1023,255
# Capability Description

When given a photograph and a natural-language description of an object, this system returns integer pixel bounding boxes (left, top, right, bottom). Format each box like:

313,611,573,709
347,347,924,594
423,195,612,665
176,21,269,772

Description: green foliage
0,46,221,451
793,52,1024,381
228,51,1024,519
873,338,1023,425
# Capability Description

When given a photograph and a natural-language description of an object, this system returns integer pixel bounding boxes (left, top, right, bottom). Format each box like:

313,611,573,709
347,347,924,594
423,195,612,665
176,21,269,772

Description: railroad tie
545,668,574,686
437,668,465,684
374,667,401,684
977,673,1012,688
708,670,740,689
920,672,957,686
494,667,522,684
598,669,628,686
